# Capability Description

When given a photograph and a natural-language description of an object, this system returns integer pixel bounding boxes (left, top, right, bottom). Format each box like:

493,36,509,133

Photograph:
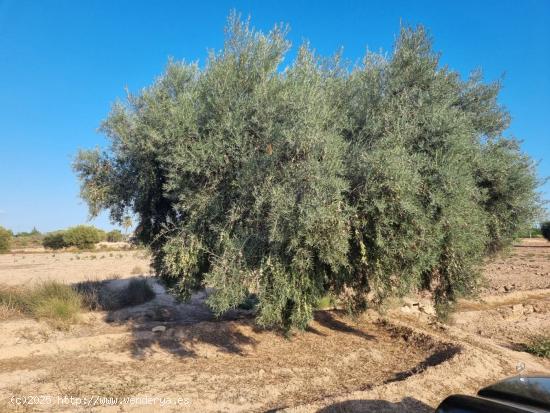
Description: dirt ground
0,250,151,286
0,239,549,412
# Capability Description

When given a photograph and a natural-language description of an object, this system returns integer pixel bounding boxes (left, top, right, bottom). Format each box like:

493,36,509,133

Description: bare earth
0,250,151,285
1,239,549,412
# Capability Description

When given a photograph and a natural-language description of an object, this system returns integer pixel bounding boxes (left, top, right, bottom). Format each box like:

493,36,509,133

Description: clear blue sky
0,0,548,233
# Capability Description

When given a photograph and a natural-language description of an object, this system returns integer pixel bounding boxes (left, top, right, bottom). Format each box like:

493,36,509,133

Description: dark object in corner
436,376,550,412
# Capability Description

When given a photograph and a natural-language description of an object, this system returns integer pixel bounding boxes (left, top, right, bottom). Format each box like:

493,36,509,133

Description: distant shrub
63,225,102,249
0,226,12,252
96,229,107,242
43,231,67,250
106,229,124,242
12,230,44,249
541,222,550,242
16,227,41,237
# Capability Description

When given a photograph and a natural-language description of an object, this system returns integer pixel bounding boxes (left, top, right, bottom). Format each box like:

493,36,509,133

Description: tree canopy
74,14,541,330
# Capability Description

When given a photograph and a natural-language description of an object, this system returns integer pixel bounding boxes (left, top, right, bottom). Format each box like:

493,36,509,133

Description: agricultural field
0,239,549,412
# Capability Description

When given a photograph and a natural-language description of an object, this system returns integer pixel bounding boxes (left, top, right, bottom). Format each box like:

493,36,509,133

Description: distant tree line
74,14,543,330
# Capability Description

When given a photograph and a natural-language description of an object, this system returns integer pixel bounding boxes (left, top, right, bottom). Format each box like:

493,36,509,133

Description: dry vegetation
0,239,549,412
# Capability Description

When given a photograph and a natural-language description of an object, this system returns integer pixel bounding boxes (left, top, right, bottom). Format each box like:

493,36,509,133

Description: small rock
152,325,166,333
400,305,420,314
504,285,514,292
524,304,534,314
258,369,265,377
511,304,524,315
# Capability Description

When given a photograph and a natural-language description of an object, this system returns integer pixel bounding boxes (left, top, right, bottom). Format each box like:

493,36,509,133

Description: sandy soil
0,239,549,412
0,250,151,286
482,238,550,294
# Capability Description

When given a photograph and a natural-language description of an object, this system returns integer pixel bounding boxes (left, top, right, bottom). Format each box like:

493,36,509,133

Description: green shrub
73,14,541,331
63,225,102,249
106,229,124,242
0,226,12,252
525,335,550,359
541,222,550,242
43,231,67,250
96,229,107,242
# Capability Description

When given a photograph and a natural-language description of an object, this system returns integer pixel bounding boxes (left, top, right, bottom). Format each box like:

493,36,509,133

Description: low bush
43,231,67,250
525,335,550,359
541,222,550,242
63,225,102,249
118,278,156,307
0,226,12,253
13,231,44,249
107,229,124,242
75,277,155,310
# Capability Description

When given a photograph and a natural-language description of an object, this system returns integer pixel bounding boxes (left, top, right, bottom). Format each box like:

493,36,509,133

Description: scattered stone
400,305,420,314
511,304,524,315
524,304,534,314
152,325,166,333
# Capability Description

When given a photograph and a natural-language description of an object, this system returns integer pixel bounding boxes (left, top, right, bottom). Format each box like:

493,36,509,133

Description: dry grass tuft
119,278,155,307
75,277,155,311
0,281,82,328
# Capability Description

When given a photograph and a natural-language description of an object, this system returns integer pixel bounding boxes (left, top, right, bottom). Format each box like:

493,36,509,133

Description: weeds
1,277,156,327
0,281,82,328
75,277,155,311
525,335,550,359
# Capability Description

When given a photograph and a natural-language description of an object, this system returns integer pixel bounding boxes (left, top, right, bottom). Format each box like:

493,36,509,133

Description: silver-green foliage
74,15,542,329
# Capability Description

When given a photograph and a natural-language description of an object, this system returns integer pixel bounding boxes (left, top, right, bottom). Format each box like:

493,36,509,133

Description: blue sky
0,0,548,233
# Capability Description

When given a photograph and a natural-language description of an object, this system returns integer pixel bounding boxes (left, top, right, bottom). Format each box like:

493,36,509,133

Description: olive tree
75,14,541,329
